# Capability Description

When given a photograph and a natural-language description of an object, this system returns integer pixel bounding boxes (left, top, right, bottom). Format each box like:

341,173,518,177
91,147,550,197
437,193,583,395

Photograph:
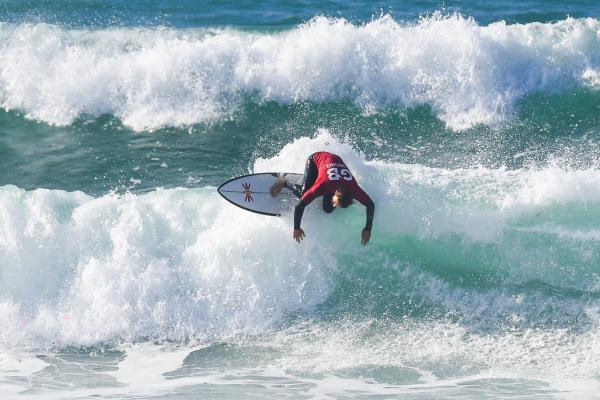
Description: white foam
2,322,600,399
0,15,598,131
259,318,600,395
582,67,600,87
0,185,332,349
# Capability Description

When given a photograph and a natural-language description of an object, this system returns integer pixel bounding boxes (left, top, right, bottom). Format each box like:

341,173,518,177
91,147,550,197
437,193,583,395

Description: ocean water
1,1,599,398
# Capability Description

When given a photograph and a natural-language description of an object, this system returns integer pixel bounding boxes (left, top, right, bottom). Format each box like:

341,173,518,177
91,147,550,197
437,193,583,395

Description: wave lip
0,15,598,131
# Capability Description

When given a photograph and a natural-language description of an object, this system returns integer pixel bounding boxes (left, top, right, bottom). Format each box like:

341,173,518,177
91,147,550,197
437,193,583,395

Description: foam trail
0,15,598,130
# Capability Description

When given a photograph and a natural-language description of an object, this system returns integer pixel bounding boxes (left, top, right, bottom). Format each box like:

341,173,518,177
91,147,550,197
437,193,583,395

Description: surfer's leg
269,178,286,197
301,154,318,195
287,183,303,199
270,154,317,198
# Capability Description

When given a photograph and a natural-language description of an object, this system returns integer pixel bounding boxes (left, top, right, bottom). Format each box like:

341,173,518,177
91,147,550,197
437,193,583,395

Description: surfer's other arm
293,200,307,242
362,199,375,245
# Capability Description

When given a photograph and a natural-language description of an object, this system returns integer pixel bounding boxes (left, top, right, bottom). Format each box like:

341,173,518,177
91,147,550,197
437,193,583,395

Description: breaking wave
0,15,598,131
1,131,600,350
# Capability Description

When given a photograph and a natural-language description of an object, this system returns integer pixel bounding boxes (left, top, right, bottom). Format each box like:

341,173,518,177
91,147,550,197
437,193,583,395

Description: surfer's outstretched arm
362,200,375,245
293,200,307,242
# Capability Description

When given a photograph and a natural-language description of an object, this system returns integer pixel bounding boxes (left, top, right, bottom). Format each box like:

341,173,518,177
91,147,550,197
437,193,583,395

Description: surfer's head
332,187,353,208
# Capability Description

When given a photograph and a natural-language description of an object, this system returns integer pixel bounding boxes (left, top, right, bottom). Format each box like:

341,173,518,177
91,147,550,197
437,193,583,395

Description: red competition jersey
300,152,372,206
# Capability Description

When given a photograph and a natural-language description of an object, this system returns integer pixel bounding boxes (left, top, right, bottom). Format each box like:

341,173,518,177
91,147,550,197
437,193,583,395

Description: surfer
271,152,375,245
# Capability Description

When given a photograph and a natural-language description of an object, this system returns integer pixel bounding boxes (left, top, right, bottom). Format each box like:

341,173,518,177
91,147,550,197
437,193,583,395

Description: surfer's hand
361,229,371,245
293,229,305,243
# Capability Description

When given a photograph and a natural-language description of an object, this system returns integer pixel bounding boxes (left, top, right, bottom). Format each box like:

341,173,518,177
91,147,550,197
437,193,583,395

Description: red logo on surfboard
242,182,253,202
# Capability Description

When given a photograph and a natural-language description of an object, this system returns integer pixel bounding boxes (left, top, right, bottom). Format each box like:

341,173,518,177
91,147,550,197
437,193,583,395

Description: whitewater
1,5,600,399
0,15,599,131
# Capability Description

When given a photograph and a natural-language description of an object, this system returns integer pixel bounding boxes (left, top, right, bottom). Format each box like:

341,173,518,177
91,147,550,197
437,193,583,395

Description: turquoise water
1,1,600,399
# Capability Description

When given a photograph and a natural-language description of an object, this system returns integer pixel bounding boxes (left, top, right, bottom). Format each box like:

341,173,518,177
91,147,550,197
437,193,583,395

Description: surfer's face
332,189,343,208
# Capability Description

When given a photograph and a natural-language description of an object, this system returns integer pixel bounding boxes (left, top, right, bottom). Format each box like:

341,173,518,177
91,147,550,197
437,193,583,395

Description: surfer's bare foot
270,177,286,197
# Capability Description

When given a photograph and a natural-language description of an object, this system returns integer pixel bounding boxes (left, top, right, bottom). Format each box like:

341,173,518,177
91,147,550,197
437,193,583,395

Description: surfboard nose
218,172,303,216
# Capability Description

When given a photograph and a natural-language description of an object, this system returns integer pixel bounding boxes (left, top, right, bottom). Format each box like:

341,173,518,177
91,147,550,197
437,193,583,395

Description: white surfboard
217,173,304,216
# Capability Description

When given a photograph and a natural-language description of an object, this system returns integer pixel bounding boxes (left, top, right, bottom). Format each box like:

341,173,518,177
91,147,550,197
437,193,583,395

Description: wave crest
0,15,598,131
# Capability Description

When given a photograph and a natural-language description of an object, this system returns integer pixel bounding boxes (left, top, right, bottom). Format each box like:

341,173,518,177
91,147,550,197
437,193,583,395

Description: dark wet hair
336,187,353,208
